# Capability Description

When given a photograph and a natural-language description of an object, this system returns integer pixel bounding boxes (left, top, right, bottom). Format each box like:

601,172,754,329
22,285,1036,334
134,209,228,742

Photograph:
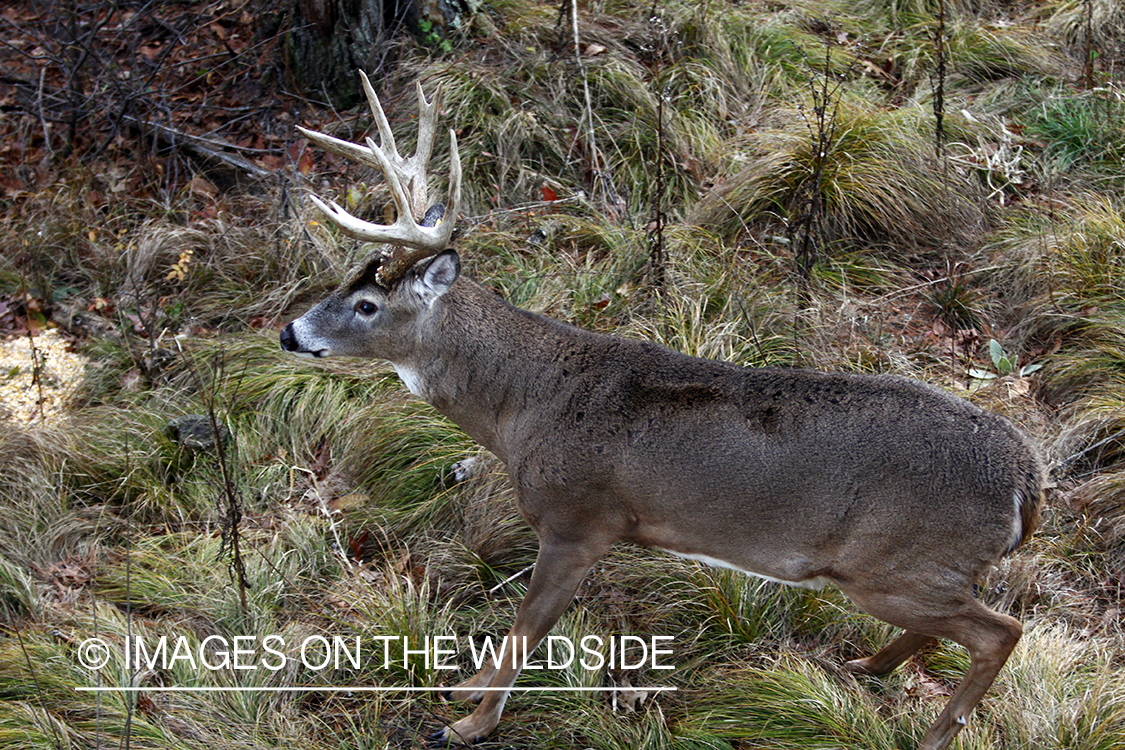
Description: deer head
281,72,465,364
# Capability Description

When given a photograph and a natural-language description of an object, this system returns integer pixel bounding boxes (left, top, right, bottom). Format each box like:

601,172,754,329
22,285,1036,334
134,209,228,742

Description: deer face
279,249,460,362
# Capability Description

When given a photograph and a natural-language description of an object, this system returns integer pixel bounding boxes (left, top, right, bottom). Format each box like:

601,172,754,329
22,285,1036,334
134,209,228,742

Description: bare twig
788,41,842,282
1082,0,1095,90
36,67,52,158
15,629,65,750
786,36,865,284
120,434,136,750
646,2,669,290
122,115,276,180
17,267,46,422
488,564,535,595
933,0,947,157
291,464,356,574
1057,427,1125,473
176,342,251,613
564,0,622,213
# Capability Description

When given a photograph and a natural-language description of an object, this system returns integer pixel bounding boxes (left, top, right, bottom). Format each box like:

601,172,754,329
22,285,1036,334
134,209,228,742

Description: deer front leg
430,534,611,746
440,665,496,704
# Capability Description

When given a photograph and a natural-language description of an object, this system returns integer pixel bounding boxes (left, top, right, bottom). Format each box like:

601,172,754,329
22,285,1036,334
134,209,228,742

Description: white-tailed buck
280,72,1046,750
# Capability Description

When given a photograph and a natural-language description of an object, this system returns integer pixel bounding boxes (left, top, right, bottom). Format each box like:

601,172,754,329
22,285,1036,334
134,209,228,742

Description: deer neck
397,278,571,464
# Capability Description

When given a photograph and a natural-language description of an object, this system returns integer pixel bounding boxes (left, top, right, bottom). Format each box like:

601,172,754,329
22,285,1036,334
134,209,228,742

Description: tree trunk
284,0,474,107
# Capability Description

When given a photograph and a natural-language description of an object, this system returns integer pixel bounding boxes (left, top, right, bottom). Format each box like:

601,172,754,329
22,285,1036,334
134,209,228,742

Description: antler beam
298,70,462,283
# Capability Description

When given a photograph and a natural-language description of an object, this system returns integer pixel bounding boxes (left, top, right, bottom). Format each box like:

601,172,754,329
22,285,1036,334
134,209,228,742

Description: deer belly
654,547,833,590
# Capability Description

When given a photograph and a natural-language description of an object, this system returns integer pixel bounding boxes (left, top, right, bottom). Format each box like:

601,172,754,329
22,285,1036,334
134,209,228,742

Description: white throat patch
393,363,425,397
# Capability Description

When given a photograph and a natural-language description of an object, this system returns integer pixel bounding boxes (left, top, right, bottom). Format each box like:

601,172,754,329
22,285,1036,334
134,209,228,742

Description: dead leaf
902,670,952,699
289,140,313,175
612,680,649,712
348,529,372,561
187,174,218,200
257,154,284,171
297,149,314,175
166,248,193,282
312,438,331,479
44,561,90,587
136,692,158,717
357,567,381,583
395,550,427,585
120,368,143,391
328,493,368,512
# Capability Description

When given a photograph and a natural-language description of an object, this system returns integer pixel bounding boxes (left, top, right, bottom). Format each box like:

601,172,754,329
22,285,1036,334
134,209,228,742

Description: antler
297,70,462,283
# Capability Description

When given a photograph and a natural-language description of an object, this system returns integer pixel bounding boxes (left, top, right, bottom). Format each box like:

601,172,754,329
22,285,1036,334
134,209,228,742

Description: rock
165,414,230,451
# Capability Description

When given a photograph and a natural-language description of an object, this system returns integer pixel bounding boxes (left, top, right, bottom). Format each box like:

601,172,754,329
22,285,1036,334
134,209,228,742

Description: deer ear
415,249,460,303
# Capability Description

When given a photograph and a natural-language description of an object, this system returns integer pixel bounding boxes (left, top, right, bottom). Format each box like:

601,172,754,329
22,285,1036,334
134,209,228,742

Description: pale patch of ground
0,329,87,425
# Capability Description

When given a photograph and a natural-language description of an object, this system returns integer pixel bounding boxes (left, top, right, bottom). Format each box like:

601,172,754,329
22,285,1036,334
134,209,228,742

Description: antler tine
409,81,440,207
359,71,441,221
296,124,380,170
358,70,398,166
299,67,462,285
374,127,460,283
358,70,415,217
302,129,459,252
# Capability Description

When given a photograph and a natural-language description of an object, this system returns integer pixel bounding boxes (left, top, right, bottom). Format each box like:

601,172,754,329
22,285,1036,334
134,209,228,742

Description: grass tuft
690,99,988,259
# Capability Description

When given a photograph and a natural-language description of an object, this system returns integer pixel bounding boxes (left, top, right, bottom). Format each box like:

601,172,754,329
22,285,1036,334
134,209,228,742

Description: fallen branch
121,114,277,181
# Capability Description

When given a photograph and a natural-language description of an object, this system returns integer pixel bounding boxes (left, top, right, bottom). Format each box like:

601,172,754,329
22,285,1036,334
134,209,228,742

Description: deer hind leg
915,607,1021,750
431,535,610,746
844,588,1022,750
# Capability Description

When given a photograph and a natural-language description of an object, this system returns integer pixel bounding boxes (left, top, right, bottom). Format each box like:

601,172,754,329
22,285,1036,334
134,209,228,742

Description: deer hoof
439,685,484,703
427,727,462,747
842,657,877,675
427,725,480,747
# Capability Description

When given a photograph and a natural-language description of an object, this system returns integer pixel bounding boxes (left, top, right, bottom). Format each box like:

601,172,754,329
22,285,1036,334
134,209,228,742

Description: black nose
279,323,297,352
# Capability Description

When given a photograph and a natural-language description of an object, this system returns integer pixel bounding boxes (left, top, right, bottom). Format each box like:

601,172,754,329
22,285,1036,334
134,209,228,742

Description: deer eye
354,300,378,316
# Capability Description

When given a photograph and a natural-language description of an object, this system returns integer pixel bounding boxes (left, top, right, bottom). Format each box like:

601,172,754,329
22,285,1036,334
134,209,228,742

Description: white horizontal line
76,686,677,693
